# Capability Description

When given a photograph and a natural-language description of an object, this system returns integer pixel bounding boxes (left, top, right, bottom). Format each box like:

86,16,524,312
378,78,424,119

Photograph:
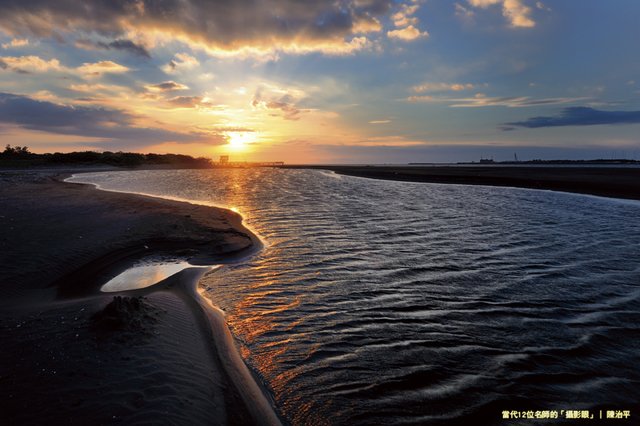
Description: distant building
219,155,229,164
479,158,495,164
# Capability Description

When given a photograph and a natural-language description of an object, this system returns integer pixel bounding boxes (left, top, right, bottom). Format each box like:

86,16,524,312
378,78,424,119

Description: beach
67,167,640,425
0,169,279,425
283,165,640,201
2,166,639,425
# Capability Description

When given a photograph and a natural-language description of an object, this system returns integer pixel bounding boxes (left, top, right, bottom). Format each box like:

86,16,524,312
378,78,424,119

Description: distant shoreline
282,165,640,201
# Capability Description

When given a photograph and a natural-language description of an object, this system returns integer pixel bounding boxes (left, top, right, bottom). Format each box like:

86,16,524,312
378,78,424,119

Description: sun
226,131,257,151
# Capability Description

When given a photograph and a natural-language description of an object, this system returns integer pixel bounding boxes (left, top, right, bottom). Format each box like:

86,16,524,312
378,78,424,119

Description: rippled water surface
69,169,640,425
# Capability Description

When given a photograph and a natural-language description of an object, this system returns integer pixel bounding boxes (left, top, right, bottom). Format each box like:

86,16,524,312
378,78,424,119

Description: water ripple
69,169,640,425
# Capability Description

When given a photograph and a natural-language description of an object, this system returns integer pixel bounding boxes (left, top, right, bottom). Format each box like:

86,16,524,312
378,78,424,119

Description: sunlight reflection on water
69,168,640,425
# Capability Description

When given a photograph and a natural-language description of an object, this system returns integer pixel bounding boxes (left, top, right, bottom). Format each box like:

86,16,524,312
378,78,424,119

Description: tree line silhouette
1,145,212,168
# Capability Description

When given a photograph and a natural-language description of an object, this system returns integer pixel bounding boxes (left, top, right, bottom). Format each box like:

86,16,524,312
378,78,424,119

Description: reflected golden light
226,131,257,151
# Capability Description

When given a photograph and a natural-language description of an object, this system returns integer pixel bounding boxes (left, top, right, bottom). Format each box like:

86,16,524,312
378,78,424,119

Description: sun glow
226,131,257,151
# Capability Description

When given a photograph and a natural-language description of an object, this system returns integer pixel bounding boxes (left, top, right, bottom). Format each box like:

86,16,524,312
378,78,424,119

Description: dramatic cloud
0,0,395,57
0,92,196,143
145,81,189,92
506,107,640,128
75,38,150,58
467,0,535,28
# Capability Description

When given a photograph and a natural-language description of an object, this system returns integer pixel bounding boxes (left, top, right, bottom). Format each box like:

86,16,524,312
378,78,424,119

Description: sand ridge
0,168,281,425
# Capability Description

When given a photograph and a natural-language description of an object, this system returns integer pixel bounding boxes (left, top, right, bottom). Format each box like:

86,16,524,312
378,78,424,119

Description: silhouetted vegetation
0,145,213,168
2,144,35,158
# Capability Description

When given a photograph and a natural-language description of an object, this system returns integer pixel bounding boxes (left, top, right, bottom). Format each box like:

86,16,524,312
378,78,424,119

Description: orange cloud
387,2,428,42
1,38,29,49
467,0,536,28
0,55,62,73
387,25,428,41
392,4,419,27
78,60,129,75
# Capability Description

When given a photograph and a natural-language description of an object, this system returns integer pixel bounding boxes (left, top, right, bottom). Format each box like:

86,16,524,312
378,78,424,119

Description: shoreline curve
60,172,282,425
0,168,281,425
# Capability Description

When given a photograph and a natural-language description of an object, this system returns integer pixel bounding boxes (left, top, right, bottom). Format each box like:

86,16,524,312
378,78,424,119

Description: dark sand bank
283,165,640,201
0,169,279,425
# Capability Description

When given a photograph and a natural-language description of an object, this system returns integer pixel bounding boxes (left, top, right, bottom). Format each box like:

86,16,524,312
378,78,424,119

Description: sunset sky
1,0,639,163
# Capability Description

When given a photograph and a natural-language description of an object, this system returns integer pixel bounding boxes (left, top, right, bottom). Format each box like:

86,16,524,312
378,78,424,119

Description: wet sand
0,169,280,425
283,165,640,201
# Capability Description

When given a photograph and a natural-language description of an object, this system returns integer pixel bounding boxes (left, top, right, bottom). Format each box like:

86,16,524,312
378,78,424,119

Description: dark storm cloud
507,107,640,128
76,38,151,58
0,92,197,143
0,0,393,53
